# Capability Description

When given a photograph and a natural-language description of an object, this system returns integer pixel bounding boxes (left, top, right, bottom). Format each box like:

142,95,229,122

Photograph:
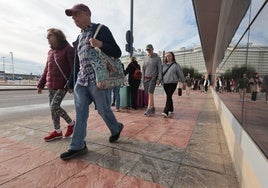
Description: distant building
218,45,268,76
121,45,268,76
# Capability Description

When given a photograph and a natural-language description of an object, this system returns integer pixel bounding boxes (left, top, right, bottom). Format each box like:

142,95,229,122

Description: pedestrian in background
261,75,268,103
142,44,162,116
124,56,141,110
199,75,205,92
237,73,249,101
37,28,75,142
161,52,185,117
203,75,210,93
60,4,123,160
249,72,262,102
108,86,121,112
185,73,192,96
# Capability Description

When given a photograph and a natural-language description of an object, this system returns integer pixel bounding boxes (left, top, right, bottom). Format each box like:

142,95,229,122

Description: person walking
108,63,124,112
185,73,192,96
37,28,75,142
108,86,121,112
249,72,262,102
161,52,185,117
261,75,268,103
142,44,162,116
237,73,249,101
203,75,210,93
124,56,141,110
60,3,123,160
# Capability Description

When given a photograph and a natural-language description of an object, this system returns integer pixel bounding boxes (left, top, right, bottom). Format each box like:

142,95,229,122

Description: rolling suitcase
136,89,144,108
120,86,131,108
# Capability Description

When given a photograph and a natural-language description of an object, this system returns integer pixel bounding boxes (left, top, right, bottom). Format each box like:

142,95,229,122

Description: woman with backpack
125,56,141,110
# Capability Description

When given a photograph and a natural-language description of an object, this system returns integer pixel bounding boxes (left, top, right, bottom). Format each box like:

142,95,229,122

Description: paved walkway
0,89,238,187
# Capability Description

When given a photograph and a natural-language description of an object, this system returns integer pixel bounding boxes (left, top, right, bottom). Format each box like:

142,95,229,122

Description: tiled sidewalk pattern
0,90,238,187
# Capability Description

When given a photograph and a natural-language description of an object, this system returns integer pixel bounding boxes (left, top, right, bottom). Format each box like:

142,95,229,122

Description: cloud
0,0,199,74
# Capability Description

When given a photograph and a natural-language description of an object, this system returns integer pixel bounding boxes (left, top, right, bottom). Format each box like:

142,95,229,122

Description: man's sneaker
65,122,75,137
144,108,153,116
44,131,62,142
109,123,124,143
60,143,88,160
151,107,156,113
162,112,168,118
144,108,151,115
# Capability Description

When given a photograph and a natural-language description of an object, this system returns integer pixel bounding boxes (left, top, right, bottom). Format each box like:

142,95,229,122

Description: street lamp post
2,57,5,80
2,56,5,72
9,52,14,80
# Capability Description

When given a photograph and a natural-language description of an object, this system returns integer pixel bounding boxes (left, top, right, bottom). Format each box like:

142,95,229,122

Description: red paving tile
58,164,124,188
1,148,57,174
85,91,203,150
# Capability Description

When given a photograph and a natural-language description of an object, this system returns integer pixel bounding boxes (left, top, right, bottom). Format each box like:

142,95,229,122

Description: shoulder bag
88,24,125,89
162,63,174,77
54,54,68,89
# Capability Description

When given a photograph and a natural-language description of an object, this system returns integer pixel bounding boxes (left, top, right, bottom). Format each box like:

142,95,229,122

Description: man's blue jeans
70,81,121,150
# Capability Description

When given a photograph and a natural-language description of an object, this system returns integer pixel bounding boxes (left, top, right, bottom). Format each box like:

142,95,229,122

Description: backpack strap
162,63,174,77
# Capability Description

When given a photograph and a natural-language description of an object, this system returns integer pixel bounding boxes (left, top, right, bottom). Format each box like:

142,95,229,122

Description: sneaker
116,108,120,112
109,123,124,143
145,108,153,116
65,122,75,137
162,112,168,118
144,109,149,115
60,142,88,160
44,131,62,142
151,107,155,113
144,108,150,115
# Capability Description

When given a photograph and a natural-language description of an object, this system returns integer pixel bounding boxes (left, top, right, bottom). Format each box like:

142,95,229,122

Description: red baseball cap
65,4,91,16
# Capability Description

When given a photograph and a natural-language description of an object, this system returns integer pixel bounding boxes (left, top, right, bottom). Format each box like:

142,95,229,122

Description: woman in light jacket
161,52,185,117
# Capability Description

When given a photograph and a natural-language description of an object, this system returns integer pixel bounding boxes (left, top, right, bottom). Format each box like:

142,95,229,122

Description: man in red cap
60,3,123,160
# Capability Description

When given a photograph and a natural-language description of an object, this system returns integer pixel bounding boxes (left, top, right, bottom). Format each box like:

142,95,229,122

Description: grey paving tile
103,138,155,155
174,165,239,188
146,143,186,163
128,156,180,188
182,149,225,174
96,148,143,174
187,139,222,155
78,143,111,164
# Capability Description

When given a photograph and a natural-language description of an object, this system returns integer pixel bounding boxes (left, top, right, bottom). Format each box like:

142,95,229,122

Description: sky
0,0,267,75
0,0,199,75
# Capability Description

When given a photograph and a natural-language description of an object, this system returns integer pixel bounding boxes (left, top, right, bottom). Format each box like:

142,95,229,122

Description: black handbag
178,88,182,96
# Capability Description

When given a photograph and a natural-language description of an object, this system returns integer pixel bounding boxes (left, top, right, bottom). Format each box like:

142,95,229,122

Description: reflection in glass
216,1,268,157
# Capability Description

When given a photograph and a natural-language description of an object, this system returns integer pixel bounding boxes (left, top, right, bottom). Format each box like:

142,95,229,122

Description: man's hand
89,38,103,48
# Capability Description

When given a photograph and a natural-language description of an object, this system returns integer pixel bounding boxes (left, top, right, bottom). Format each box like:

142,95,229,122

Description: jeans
70,81,121,150
108,86,120,109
